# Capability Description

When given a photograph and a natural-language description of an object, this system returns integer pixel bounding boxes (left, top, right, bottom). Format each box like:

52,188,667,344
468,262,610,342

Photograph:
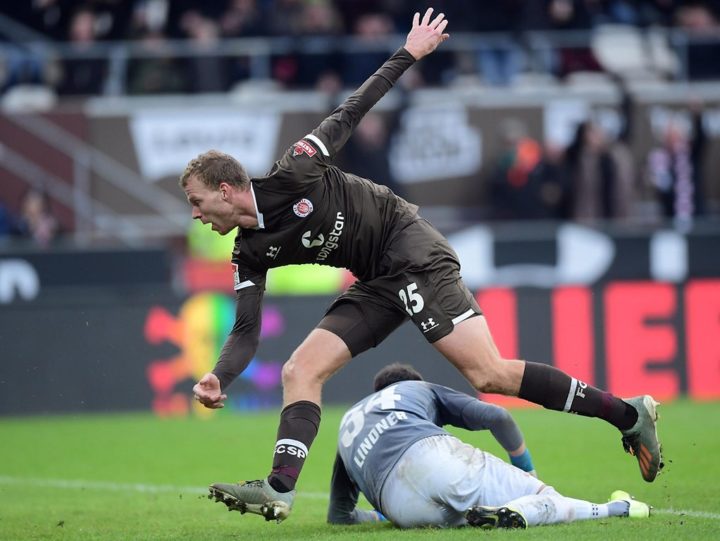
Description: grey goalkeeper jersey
333,381,522,512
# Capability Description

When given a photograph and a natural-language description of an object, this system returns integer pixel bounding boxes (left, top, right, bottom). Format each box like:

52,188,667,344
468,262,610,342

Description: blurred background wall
1,0,719,416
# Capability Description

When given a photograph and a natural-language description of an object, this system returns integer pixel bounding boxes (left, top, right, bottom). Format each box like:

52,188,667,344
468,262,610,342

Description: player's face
183,176,236,235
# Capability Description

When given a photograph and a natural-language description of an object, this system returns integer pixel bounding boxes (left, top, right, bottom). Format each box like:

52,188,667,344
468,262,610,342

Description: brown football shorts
317,218,482,356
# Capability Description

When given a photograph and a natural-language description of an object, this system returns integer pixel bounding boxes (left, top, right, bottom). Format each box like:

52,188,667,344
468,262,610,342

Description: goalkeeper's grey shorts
379,435,544,528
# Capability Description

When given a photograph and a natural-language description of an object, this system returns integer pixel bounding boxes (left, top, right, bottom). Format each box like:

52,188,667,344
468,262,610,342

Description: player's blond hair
179,150,250,189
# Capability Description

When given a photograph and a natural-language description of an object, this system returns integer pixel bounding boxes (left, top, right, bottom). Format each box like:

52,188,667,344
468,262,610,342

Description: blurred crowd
0,188,61,247
484,103,708,226
337,94,711,227
0,1,718,244
1,0,720,95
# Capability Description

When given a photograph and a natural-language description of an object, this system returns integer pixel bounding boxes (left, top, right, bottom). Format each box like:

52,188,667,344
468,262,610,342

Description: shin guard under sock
268,400,321,493
518,362,638,431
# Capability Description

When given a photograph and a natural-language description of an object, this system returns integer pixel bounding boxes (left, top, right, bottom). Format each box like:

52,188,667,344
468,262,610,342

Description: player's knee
280,359,294,387
282,352,324,388
281,357,304,388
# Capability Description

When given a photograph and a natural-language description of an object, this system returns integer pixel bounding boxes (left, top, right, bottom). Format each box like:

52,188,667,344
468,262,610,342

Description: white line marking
1,476,719,519
654,508,720,520
0,475,326,499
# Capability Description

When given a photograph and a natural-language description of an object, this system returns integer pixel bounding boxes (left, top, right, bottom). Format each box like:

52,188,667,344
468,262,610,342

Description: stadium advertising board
476,282,720,408
128,109,281,181
1,278,718,416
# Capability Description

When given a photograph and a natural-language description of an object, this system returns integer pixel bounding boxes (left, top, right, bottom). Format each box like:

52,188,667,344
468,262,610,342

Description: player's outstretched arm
304,7,449,160
403,8,450,61
470,401,537,475
195,285,263,404
435,386,538,475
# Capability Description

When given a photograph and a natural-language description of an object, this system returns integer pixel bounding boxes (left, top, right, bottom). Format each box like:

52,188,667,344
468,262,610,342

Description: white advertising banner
129,109,282,181
543,99,590,147
389,104,482,184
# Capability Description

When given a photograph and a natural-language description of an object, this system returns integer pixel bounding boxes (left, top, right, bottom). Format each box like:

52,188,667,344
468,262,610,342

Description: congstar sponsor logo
301,231,324,248
317,212,345,261
300,211,345,261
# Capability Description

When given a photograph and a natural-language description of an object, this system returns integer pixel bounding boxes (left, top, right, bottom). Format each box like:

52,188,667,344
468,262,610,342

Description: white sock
562,496,610,520
505,487,611,526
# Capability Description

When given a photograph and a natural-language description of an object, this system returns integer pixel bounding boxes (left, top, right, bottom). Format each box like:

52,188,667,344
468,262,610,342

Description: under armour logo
266,246,281,259
302,230,324,248
421,318,438,332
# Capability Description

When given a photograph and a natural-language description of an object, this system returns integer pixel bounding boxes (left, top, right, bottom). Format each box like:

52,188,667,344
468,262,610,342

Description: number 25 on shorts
399,282,425,316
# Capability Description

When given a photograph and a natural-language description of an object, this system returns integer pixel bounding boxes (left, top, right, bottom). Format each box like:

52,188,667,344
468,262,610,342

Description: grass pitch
1,400,718,540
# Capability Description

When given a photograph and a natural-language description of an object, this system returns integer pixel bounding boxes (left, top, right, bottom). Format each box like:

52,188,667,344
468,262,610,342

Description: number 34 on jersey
340,385,405,448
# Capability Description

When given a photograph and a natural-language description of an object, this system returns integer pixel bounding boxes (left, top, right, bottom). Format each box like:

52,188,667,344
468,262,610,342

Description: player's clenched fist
193,372,227,409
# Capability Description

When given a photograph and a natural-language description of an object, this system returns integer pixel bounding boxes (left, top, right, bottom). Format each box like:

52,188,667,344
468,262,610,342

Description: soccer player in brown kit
181,7,662,523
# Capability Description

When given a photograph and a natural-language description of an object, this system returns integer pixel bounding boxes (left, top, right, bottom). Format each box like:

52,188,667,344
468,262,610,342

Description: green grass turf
0,400,718,540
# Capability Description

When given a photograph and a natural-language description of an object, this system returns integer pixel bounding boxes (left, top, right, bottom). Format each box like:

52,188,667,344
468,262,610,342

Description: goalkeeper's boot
208,478,295,523
608,490,652,518
466,506,527,529
620,395,664,482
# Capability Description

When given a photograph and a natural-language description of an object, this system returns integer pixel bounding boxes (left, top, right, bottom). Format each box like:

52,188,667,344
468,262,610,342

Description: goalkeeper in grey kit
327,364,650,529
181,7,662,523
